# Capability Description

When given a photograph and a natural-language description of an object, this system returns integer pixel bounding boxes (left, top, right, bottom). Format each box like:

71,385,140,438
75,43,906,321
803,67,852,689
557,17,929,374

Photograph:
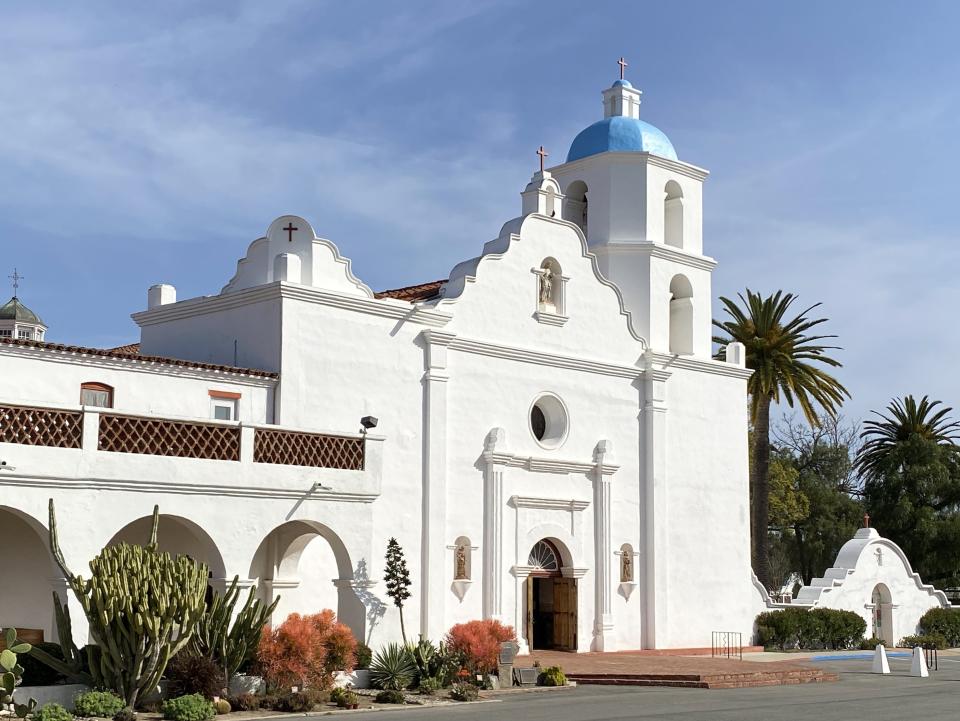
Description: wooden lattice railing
0,404,83,448
254,428,364,470
98,414,241,461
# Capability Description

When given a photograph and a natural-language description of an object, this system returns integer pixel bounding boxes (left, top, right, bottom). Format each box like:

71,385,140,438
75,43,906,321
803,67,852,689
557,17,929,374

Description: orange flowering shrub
256,611,356,691
445,620,516,674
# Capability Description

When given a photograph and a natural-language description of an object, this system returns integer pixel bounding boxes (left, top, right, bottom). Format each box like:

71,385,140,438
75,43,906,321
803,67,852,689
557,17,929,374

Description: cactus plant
47,500,208,710
188,576,278,690
1,627,37,718
25,594,96,687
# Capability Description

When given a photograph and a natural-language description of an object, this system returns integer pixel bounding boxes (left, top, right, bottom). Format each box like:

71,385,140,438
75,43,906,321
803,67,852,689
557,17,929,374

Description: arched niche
619,543,635,583
453,535,472,581
537,257,564,314
668,274,694,355
871,583,894,645
664,180,684,249
564,180,589,236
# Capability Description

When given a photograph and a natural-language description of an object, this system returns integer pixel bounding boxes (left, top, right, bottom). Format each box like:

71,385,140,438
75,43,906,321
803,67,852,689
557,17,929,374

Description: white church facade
0,73,949,654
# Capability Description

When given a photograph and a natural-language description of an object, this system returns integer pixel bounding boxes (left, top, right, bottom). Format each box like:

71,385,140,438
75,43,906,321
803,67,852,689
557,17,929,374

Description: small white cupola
602,79,643,120
521,146,563,217
0,269,47,342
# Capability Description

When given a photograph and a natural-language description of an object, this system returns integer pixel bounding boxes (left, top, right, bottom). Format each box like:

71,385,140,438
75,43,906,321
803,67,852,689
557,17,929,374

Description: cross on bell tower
618,56,628,80
8,268,23,299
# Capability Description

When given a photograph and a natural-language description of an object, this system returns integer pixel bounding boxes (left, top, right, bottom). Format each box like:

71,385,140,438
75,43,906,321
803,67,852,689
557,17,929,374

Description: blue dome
612,79,632,88
567,116,678,163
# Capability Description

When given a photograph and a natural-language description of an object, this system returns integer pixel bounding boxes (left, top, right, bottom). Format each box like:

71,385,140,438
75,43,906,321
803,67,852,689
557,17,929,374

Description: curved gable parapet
795,528,950,608
221,215,373,298
435,213,648,349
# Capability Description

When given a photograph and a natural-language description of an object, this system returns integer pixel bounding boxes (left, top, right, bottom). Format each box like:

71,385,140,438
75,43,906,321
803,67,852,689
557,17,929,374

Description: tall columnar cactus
188,576,279,690
48,500,208,709
0,628,36,718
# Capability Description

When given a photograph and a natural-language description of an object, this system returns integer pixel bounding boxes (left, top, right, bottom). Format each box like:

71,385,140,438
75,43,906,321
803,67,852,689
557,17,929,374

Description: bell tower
548,69,714,358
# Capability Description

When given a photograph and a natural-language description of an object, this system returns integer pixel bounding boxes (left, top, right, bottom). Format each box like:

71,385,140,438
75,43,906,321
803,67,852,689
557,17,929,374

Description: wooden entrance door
552,578,577,651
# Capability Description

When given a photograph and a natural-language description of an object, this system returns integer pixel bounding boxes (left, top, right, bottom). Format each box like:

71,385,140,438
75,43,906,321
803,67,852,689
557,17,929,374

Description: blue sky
2,1,959,426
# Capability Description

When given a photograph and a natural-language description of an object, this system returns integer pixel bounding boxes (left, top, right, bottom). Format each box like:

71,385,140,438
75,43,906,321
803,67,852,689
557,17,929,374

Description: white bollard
910,646,929,678
872,644,891,674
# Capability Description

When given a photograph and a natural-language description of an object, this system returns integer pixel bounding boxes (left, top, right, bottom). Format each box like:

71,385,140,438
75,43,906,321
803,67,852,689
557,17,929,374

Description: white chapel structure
0,71,949,652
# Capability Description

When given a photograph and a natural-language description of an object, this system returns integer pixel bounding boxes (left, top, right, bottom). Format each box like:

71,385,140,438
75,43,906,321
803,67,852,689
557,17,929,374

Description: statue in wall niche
875,548,883,567
539,266,555,307
620,551,633,583
455,543,468,580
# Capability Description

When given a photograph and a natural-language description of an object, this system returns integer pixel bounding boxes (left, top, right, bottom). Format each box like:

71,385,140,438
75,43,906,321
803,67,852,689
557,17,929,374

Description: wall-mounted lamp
360,415,378,434
310,482,332,492
0,460,16,472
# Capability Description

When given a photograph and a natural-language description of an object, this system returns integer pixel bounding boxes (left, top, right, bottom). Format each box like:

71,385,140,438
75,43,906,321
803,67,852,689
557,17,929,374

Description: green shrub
74,690,126,718
112,709,137,721
35,703,74,721
336,691,359,708
418,676,443,695
754,608,865,650
161,694,216,721
374,689,405,704
354,643,372,670
225,694,260,711
537,666,566,687
918,608,960,647
449,683,479,702
369,643,417,691
20,643,66,687
900,633,947,650
329,686,348,705
859,636,885,650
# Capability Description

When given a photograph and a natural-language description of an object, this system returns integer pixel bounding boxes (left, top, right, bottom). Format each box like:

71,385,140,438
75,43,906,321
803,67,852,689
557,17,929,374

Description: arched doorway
871,583,893,645
249,521,367,642
525,539,577,651
0,506,56,641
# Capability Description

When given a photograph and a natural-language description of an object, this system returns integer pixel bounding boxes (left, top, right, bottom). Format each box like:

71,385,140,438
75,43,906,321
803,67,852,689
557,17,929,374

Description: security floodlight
360,415,378,432
0,460,15,472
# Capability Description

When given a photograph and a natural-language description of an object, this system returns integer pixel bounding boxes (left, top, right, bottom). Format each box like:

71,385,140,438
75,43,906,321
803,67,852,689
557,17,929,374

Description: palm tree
713,290,849,588
855,395,960,482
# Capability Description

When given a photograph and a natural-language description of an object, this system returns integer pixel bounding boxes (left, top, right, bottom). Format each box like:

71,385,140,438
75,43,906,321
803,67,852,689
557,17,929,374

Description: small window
17,329,32,340
0,330,11,338
209,390,241,421
529,393,568,449
80,382,114,408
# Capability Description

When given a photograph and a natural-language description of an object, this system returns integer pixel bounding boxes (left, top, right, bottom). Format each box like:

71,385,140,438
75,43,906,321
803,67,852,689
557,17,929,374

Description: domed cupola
567,78,677,162
0,270,47,341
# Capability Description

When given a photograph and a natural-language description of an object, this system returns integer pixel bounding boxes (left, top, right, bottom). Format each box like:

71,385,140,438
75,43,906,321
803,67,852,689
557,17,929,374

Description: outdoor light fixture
310,481,332,492
360,415,378,433
0,460,15,472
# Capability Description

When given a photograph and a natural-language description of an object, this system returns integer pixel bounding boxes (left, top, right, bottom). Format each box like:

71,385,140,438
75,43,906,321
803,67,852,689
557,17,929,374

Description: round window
529,394,568,449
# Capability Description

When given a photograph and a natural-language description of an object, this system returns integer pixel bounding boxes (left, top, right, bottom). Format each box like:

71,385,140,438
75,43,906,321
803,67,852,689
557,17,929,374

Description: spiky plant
714,289,849,588
383,538,411,645
855,395,960,482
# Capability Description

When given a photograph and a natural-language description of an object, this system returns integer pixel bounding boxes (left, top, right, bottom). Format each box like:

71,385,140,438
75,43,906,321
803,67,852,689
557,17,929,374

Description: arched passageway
871,583,894,645
0,507,57,640
248,521,368,642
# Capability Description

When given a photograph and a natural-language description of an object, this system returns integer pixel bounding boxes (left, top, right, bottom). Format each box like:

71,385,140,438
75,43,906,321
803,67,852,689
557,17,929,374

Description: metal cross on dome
8,268,23,298
618,56,628,80
864,513,870,528
536,145,548,173
283,222,298,243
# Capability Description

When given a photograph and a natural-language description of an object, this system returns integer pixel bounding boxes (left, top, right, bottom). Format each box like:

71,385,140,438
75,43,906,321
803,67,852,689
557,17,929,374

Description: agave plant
369,643,416,691
855,395,960,482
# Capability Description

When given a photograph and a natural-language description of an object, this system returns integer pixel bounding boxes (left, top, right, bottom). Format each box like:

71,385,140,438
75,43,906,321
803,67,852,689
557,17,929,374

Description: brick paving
516,650,837,688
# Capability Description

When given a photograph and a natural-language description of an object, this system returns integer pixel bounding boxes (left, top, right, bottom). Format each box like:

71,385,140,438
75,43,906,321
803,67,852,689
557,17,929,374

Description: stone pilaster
482,428,506,620
592,439,614,651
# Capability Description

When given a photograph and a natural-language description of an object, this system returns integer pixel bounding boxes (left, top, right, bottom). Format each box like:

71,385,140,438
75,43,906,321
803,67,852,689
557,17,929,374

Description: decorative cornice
592,241,718,272
133,282,452,329
649,352,753,380
449,336,643,380
533,310,569,327
561,566,590,579
0,474,378,503
485,451,619,476
508,495,590,512
550,151,710,182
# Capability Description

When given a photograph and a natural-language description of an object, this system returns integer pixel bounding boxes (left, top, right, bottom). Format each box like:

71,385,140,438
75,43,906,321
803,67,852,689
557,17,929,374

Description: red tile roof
375,280,445,302
108,342,141,355
0,337,278,379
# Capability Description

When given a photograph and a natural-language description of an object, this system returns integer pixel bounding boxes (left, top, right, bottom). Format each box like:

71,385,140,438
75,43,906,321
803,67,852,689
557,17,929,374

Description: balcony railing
0,403,364,470
254,428,364,470
0,404,82,449
99,414,241,461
